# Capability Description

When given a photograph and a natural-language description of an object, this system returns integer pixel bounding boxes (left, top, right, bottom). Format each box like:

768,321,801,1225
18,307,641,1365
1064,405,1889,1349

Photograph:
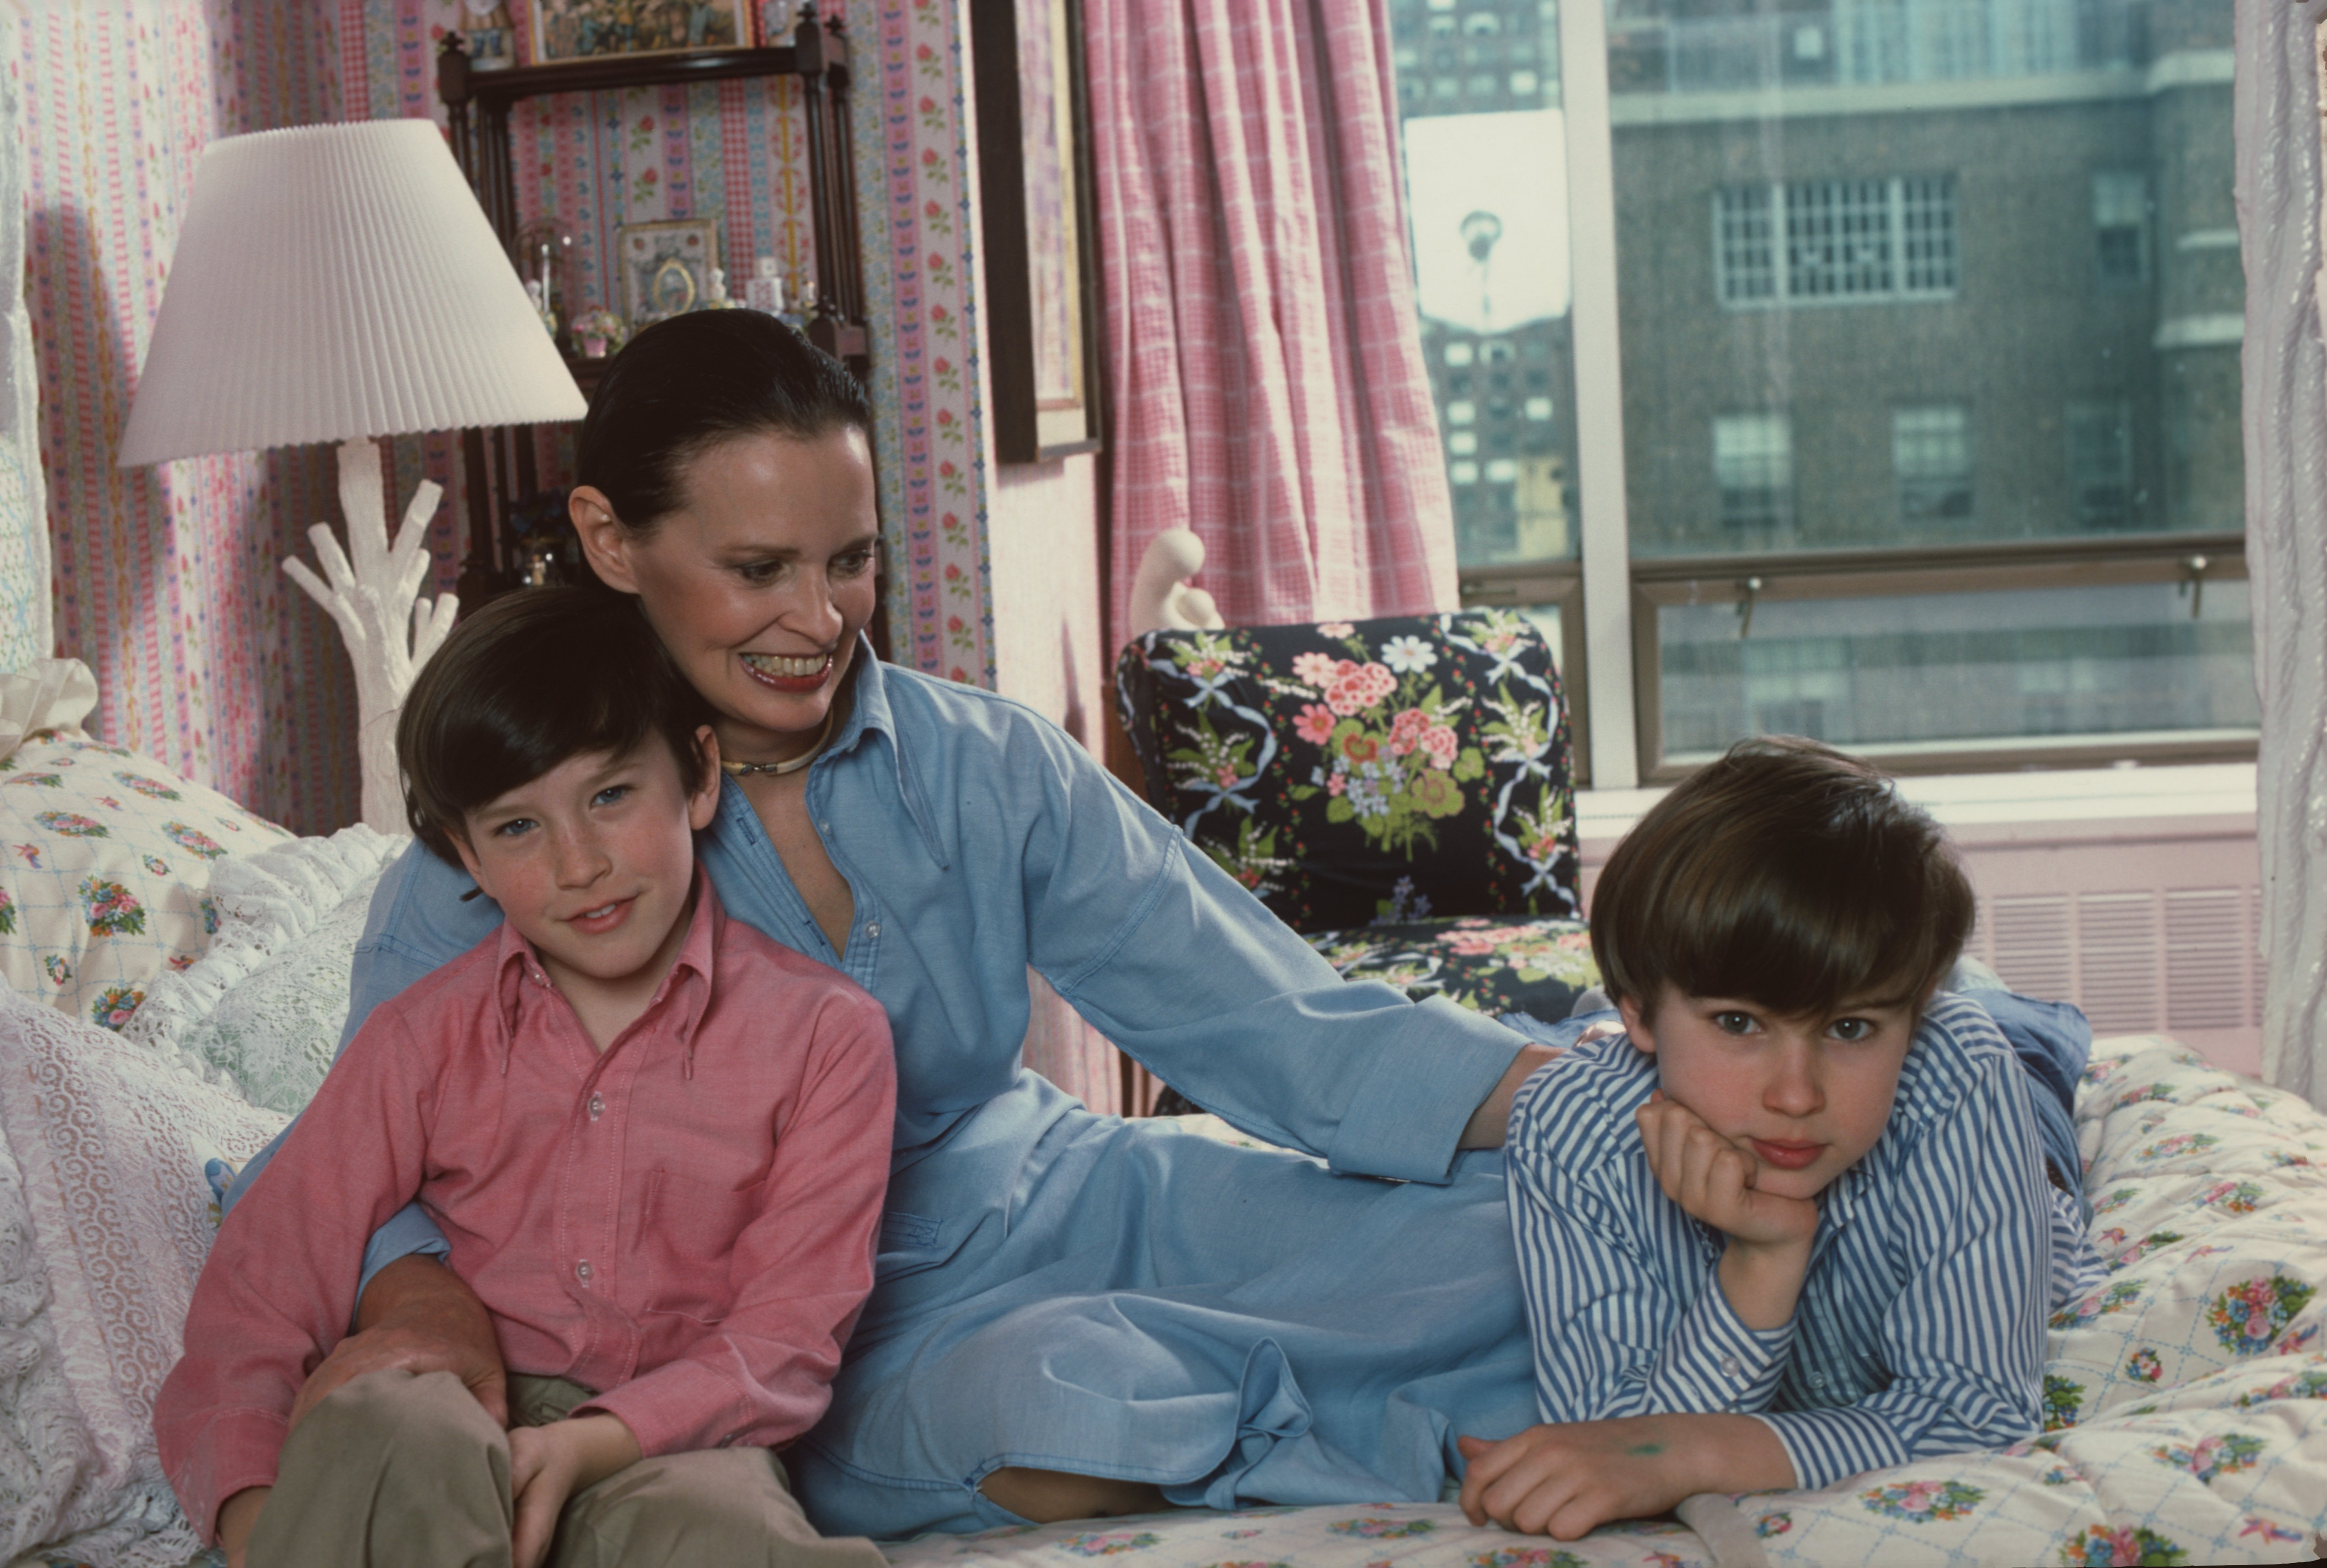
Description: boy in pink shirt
155,588,897,1568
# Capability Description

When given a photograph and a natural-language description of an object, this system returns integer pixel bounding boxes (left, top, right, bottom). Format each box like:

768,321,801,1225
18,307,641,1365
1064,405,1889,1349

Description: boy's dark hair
397,587,716,865
578,309,871,534
1589,736,1973,1020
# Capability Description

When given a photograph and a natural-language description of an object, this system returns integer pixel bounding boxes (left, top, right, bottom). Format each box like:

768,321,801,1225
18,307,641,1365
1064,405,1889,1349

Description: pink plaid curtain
1086,0,1460,642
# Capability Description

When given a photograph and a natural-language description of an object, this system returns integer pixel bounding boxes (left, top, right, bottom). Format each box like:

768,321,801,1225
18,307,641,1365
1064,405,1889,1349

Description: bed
0,715,2320,1566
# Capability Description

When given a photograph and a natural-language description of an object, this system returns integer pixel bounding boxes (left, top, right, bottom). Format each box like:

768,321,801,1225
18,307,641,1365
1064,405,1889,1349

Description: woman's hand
1455,1414,1794,1537
289,1254,509,1431
1460,1044,1557,1149
216,1484,269,1568
508,1414,643,1568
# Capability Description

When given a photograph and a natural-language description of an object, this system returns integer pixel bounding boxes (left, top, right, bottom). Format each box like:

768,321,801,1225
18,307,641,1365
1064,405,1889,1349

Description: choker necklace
720,705,839,778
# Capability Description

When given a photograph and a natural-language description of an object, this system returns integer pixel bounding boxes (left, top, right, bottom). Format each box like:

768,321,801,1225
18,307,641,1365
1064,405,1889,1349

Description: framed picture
617,218,721,324
526,0,752,66
971,0,1102,463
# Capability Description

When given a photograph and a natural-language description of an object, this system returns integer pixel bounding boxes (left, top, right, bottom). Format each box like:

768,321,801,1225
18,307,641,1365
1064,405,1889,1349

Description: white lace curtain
2238,0,2327,1105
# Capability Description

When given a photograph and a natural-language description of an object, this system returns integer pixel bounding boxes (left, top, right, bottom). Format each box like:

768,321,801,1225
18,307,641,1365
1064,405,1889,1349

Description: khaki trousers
248,1369,890,1568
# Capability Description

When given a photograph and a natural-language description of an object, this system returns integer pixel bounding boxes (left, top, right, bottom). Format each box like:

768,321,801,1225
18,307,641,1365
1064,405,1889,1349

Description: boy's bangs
1659,844,1955,1019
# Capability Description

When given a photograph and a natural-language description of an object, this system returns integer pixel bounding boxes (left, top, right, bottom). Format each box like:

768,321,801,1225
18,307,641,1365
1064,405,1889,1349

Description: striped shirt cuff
1649,1267,1794,1413
1755,1403,1911,1491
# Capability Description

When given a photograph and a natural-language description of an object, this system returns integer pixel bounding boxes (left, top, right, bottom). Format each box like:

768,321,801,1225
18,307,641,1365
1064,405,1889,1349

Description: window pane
1656,579,2257,763
1613,0,2241,557
1390,0,1582,569
1713,412,1794,536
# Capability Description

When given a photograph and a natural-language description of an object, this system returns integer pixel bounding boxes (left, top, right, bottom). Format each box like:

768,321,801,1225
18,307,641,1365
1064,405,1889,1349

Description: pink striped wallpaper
10,0,357,834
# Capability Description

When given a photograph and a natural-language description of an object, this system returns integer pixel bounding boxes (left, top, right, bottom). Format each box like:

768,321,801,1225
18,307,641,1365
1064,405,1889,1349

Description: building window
1894,405,1974,524
1714,413,1794,533
2093,171,2149,284
1716,176,1958,306
2066,399,2135,530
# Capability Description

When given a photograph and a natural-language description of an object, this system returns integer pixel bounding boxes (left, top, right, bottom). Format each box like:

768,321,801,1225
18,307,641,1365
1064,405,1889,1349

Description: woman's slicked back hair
396,587,715,864
1589,736,1973,1021
577,309,871,533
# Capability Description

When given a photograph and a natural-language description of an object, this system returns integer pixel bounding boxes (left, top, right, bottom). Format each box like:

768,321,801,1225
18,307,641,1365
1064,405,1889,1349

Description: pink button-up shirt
155,873,895,1543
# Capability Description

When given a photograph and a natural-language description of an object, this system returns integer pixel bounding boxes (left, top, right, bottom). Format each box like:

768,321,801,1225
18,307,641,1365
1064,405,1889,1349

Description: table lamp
119,118,586,832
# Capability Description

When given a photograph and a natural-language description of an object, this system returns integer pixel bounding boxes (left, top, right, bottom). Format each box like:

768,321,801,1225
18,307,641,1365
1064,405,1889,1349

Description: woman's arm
1014,723,1533,1181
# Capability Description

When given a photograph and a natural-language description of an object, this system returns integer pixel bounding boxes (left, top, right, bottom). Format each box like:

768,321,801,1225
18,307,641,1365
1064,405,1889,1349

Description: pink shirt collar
489,861,723,1074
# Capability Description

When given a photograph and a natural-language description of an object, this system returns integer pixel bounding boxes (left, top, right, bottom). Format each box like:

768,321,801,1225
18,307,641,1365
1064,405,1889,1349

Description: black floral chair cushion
1307,913,1599,1024
1117,612,1599,1116
1115,609,1583,933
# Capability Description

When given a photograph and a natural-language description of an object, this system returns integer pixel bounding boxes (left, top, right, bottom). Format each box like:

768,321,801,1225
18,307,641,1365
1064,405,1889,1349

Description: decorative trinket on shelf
705,266,734,308
524,278,557,339
744,255,786,315
571,307,627,359
461,0,516,69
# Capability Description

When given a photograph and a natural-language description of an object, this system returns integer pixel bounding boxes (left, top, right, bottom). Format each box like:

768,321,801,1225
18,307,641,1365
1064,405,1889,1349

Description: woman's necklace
720,704,839,778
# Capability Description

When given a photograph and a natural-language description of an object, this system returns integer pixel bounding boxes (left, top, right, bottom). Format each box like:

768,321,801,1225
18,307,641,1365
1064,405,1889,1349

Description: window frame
1445,0,2251,789
1626,533,2252,782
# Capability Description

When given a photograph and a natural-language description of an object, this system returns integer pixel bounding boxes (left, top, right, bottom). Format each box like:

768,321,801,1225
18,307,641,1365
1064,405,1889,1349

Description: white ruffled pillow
122,826,406,1115
0,988,284,1567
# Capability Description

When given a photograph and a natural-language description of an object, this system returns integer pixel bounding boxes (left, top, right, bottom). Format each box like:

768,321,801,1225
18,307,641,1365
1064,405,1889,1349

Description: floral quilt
889,1035,2327,1568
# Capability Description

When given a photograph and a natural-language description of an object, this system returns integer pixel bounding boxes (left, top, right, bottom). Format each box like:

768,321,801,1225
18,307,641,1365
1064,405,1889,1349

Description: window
1389,0,2247,785
1716,177,1958,306
2093,171,2149,284
1713,414,1794,535
2066,400,2135,530
1893,405,1973,524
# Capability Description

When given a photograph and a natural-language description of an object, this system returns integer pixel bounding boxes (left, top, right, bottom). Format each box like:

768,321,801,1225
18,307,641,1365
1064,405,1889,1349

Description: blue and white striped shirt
1505,992,2103,1491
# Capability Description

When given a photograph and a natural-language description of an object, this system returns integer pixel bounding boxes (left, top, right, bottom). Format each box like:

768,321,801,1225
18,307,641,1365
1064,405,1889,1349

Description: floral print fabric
0,730,290,1033
1115,611,1581,935
1307,915,1598,1025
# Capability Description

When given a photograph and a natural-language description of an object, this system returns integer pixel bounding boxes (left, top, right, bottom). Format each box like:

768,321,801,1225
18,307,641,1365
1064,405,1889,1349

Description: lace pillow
0,989,285,1568
0,727,293,1034
122,826,405,1116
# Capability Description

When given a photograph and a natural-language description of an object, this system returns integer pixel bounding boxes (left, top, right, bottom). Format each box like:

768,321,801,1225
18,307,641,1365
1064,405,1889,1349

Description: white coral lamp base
283,437,459,833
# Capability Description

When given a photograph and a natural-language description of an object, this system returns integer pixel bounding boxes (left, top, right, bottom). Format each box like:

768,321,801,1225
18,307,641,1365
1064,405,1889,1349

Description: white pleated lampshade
119,119,586,466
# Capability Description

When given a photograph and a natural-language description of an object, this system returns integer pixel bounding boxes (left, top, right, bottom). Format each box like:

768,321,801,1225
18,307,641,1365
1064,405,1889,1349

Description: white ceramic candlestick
281,437,459,833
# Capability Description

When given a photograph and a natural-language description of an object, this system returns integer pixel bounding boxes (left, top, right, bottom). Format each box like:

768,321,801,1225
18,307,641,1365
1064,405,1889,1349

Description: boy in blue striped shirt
1466,737,2102,1538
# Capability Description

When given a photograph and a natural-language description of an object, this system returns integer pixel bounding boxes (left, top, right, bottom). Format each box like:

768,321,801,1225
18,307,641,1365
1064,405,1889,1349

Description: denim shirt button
865,921,881,939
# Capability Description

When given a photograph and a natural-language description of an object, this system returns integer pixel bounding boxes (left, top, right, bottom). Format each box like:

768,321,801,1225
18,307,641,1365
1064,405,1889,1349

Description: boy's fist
1635,1092,1817,1249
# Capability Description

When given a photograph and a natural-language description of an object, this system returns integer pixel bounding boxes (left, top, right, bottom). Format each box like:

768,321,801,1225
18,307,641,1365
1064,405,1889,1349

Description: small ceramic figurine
524,278,558,339
704,266,733,308
745,255,786,315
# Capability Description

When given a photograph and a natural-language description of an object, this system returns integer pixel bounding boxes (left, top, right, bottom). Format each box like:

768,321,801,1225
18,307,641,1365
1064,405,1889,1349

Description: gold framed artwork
527,0,752,65
616,218,720,323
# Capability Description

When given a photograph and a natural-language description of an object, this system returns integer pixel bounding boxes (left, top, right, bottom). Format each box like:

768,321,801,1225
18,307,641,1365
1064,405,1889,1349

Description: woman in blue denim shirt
210,311,1558,1557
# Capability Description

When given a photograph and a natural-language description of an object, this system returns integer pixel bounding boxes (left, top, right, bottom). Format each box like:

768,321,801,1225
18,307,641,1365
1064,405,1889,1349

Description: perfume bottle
744,255,786,315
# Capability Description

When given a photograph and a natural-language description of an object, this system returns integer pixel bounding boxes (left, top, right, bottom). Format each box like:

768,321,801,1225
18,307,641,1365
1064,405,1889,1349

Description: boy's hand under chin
1636,1090,1818,1331
507,1413,642,1568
